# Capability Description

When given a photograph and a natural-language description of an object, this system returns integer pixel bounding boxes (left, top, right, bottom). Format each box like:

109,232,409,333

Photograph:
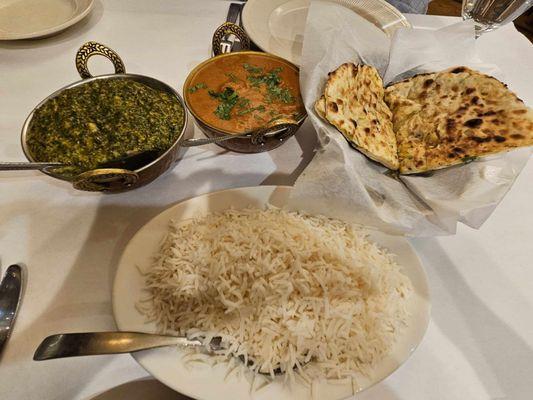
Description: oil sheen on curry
186,55,304,134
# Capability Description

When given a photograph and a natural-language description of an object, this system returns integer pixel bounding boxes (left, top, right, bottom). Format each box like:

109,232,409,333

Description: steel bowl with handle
19,41,189,193
182,23,307,153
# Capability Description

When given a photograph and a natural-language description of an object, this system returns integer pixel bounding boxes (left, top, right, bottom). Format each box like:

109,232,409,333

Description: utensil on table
219,3,244,54
0,150,161,173
462,0,533,36
212,21,250,58
182,113,305,147
0,162,63,172
33,331,212,360
0,265,23,355
34,331,291,374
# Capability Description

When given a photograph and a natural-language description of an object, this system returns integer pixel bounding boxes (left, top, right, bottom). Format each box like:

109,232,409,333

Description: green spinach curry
27,79,185,176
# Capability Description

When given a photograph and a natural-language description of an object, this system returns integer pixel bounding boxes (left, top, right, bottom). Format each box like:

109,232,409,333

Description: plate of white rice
113,185,430,400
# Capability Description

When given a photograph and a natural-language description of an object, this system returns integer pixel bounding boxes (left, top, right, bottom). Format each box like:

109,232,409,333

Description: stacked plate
0,0,94,40
242,0,410,65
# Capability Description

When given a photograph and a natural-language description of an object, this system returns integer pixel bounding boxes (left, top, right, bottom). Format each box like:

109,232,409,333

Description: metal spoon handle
33,331,202,360
182,133,249,147
182,122,301,147
0,162,63,171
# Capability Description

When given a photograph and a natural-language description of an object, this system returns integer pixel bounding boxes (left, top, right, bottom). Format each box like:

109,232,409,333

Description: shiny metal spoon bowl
0,265,23,355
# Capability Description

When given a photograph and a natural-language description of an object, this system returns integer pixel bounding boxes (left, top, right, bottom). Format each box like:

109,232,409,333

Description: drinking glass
462,0,533,35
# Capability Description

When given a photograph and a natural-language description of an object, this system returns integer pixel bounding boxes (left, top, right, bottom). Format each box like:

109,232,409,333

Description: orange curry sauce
186,54,304,134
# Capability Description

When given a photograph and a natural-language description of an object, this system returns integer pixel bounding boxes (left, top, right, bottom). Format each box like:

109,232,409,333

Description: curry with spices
185,54,305,134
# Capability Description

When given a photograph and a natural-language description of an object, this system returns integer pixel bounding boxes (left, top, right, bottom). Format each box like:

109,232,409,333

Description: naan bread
323,63,399,170
385,66,533,173
315,95,327,120
316,64,533,174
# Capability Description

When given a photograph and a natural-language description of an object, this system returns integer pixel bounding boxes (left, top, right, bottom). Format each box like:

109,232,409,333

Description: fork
219,3,243,54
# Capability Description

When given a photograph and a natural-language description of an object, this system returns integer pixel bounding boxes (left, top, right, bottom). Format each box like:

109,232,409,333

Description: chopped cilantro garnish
209,87,241,120
266,85,294,104
247,75,264,87
226,73,239,83
243,63,263,74
188,82,207,93
237,104,266,116
208,64,297,121
243,64,295,104
237,97,250,109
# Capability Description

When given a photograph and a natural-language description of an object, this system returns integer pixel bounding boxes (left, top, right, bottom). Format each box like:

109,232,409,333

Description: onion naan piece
385,66,533,174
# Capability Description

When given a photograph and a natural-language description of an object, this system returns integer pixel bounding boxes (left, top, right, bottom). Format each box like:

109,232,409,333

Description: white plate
242,0,411,65
0,0,93,40
113,186,430,400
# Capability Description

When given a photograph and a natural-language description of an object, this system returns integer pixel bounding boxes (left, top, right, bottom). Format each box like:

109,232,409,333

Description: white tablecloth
1,2,532,400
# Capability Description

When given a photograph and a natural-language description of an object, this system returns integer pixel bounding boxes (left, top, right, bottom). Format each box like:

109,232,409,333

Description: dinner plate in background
242,0,411,65
0,0,94,40
113,185,431,400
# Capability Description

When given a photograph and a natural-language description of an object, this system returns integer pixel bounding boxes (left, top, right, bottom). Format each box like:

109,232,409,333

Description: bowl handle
75,41,126,79
72,168,138,192
212,22,251,56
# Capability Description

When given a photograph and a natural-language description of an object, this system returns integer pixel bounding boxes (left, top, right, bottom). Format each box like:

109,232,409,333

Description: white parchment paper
288,0,532,236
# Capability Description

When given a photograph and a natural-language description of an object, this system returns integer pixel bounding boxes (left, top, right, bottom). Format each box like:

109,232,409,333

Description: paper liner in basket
287,0,532,236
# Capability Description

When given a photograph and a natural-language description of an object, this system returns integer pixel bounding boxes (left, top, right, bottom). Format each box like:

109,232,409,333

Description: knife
0,265,23,355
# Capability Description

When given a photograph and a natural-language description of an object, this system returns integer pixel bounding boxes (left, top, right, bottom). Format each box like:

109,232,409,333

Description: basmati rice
138,207,412,381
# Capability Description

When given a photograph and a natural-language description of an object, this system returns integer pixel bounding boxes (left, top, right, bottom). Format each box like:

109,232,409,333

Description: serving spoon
33,331,211,360
182,117,303,147
0,150,161,173
34,331,298,375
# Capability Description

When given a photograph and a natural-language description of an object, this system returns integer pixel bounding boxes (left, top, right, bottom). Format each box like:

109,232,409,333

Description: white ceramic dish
113,185,430,400
242,0,410,66
0,0,93,40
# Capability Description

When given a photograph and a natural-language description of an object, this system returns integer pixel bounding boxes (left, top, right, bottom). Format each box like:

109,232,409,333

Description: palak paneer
27,79,185,176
